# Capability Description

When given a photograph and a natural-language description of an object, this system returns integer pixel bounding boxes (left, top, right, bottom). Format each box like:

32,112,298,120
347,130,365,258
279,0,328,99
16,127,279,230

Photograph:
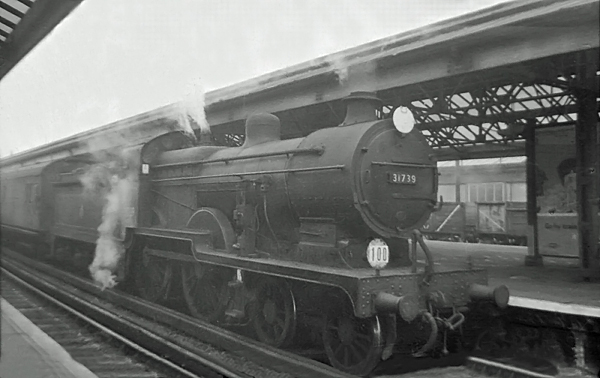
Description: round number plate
367,238,389,269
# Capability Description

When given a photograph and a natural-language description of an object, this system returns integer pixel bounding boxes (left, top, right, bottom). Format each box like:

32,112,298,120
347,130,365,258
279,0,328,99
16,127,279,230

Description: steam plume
177,77,210,140
81,139,138,290
328,57,349,84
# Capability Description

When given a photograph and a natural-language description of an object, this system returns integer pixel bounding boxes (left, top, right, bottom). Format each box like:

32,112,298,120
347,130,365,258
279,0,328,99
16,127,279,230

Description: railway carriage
0,92,509,376
1,163,46,248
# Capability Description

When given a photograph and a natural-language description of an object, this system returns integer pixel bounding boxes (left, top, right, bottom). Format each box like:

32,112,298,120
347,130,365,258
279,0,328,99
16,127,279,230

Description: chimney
341,91,382,126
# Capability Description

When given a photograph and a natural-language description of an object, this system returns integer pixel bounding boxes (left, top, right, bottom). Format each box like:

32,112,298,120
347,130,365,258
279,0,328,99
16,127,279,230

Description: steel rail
1,248,350,378
3,247,572,378
0,261,216,378
465,356,556,378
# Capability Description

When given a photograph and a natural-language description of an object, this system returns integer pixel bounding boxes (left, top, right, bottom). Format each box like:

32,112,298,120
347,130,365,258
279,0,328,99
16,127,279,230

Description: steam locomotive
1,92,508,376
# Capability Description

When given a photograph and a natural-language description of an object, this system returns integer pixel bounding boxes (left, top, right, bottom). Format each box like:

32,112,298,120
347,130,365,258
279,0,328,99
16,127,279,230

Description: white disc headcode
367,238,389,269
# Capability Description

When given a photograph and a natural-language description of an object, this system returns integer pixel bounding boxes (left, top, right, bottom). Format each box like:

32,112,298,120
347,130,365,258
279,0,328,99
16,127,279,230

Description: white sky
0,0,510,157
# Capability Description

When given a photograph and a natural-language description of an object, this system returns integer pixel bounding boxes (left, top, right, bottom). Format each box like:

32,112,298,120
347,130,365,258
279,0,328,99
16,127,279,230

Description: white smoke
80,144,138,290
328,56,349,84
176,77,210,140
176,109,198,142
335,66,349,84
80,78,209,289
88,172,136,289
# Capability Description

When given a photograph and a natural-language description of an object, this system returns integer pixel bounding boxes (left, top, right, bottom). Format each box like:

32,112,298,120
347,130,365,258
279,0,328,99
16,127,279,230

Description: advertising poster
535,126,578,257
535,125,577,213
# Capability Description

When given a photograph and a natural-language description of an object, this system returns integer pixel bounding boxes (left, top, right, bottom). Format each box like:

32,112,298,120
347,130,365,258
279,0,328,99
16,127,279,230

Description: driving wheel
322,306,384,376
181,264,229,323
253,277,296,347
135,247,173,303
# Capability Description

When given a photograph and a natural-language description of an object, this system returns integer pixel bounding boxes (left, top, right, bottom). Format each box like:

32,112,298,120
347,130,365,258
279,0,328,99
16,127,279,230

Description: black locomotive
1,92,508,376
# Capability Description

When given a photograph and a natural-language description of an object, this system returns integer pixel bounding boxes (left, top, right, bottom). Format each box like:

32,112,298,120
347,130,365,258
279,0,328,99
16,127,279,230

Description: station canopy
0,0,84,81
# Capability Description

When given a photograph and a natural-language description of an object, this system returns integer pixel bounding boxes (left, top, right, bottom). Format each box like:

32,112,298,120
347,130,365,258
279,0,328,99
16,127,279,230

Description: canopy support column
574,87,599,280
525,119,543,266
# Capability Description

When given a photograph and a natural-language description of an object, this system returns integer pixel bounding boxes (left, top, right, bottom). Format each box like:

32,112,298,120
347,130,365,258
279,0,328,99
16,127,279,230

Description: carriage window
493,183,504,202
469,185,477,203
509,183,527,202
437,184,456,202
467,182,505,203
486,185,494,202
477,185,486,202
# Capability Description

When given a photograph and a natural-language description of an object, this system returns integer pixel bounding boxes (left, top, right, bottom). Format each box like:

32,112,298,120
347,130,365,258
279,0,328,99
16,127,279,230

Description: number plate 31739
388,172,417,184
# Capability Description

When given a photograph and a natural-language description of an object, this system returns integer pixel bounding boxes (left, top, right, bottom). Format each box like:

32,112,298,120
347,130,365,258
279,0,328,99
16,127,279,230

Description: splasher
177,77,211,143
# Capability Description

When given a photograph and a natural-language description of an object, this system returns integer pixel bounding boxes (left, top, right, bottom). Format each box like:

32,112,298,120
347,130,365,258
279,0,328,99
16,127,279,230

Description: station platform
427,240,600,317
0,298,97,378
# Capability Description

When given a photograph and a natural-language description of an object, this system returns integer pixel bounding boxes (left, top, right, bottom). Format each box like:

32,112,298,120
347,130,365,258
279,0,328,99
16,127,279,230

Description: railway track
1,248,349,378
3,247,586,378
1,263,261,378
465,357,558,378
1,273,195,378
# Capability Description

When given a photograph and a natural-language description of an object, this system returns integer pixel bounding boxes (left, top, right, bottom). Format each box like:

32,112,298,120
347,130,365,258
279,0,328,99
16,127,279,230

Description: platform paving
426,240,600,314
0,298,97,378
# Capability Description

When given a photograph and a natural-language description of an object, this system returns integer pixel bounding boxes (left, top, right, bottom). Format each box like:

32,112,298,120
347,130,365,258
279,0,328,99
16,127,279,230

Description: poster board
535,126,577,214
535,126,578,257
537,213,579,258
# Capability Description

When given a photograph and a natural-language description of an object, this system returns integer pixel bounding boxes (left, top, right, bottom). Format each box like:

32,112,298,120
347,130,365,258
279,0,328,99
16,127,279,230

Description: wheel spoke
184,271,196,287
207,293,219,309
181,209,234,321
136,253,172,303
334,343,344,357
191,279,200,295
268,325,277,339
323,311,384,376
182,266,228,322
343,347,350,366
253,278,295,347
353,339,371,355
274,317,285,331
349,344,363,363
355,332,372,342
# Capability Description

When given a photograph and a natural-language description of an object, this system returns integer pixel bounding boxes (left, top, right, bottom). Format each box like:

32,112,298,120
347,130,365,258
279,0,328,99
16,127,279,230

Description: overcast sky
0,0,509,157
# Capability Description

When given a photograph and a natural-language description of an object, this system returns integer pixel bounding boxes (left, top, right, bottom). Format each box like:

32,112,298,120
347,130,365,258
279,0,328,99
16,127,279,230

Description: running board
135,227,214,257
135,227,211,240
